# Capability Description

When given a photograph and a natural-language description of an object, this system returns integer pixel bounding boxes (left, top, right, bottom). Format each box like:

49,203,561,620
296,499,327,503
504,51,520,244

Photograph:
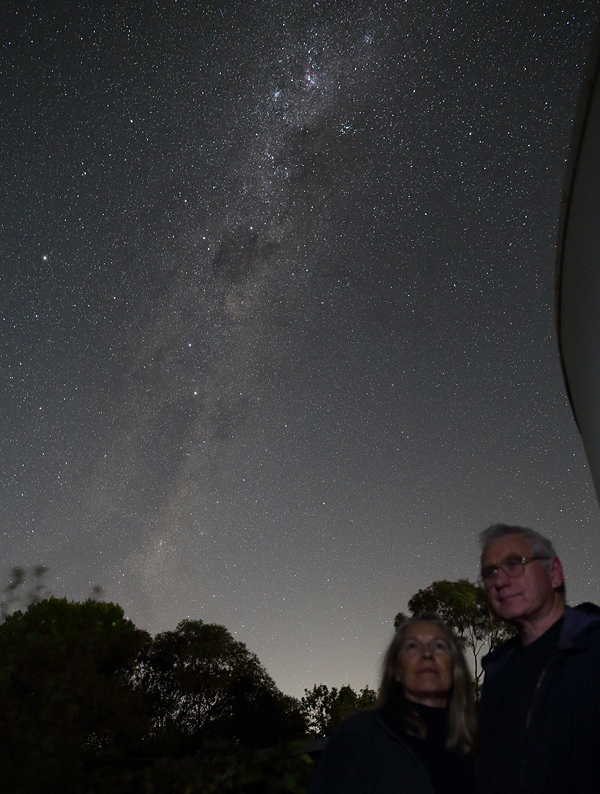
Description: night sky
2,0,600,698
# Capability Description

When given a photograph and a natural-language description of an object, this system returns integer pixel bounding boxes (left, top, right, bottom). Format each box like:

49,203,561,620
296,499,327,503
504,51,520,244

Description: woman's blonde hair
377,612,476,755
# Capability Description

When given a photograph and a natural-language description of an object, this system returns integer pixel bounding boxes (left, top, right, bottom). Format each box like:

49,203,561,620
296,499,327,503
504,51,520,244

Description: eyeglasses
479,555,551,586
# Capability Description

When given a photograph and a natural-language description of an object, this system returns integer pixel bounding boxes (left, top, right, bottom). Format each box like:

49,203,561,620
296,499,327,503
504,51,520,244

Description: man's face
481,534,561,624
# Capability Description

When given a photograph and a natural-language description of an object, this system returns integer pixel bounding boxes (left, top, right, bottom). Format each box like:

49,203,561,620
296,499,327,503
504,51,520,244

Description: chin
499,608,524,623
494,599,523,620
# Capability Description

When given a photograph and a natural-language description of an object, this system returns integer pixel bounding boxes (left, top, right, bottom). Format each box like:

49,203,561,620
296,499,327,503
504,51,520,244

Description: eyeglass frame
479,554,552,587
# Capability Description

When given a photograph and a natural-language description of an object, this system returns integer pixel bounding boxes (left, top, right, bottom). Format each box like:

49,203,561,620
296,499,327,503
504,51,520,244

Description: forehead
482,533,534,565
401,621,447,642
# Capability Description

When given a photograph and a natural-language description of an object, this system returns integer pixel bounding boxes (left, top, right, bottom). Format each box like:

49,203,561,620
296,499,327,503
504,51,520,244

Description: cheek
489,591,504,607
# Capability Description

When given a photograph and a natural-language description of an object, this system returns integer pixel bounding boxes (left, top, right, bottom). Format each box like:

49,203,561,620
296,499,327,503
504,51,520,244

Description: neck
517,594,565,646
403,692,448,709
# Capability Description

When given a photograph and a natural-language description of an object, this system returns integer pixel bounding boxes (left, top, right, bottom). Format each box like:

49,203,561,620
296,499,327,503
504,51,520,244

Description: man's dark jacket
308,709,435,794
477,604,600,794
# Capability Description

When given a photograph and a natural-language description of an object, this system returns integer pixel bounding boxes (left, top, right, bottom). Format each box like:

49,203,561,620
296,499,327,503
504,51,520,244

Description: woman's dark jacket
307,708,435,794
477,604,600,794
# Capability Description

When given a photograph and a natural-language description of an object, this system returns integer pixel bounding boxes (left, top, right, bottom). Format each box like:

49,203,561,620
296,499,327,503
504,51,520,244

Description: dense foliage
138,619,308,751
0,598,151,791
0,596,371,792
300,684,377,737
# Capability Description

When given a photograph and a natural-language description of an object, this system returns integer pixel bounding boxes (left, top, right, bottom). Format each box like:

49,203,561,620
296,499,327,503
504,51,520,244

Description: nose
492,566,511,590
421,644,433,658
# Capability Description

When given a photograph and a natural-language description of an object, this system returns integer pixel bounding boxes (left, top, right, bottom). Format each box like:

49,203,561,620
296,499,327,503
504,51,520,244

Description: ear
549,556,564,590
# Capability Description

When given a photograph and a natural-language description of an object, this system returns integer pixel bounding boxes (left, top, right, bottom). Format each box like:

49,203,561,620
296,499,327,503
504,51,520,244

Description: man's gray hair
479,524,558,558
480,523,566,598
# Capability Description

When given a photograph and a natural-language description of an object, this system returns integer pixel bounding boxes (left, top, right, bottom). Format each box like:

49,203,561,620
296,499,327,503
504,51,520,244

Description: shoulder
562,604,600,649
309,710,432,794
573,602,600,618
482,634,519,671
308,711,389,794
326,709,388,744
323,708,428,765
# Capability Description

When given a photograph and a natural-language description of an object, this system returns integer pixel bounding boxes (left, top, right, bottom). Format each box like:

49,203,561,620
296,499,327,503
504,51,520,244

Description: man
477,523,600,794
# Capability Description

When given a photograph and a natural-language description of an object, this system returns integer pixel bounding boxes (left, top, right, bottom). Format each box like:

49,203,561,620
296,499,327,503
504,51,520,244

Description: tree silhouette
138,619,307,750
300,683,377,736
0,597,151,792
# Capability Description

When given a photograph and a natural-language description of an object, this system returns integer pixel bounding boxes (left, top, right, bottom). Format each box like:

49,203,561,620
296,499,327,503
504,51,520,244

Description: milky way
2,0,600,696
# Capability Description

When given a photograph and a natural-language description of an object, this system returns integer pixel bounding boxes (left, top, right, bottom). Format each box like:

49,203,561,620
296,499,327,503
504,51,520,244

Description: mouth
497,593,520,603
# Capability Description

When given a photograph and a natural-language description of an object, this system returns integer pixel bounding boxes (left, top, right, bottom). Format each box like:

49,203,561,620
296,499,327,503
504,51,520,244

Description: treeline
0,571,509,791
0,595,374,793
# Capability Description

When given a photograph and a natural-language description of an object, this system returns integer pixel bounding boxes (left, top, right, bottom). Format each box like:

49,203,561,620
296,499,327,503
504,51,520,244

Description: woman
308,614,476,793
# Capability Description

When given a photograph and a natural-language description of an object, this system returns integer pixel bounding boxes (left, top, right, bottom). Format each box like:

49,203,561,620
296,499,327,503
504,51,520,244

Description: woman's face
394,621,454,707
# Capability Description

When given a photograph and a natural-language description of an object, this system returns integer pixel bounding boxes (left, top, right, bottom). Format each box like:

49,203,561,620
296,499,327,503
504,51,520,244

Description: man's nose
421,645,433,658
493,567,511,588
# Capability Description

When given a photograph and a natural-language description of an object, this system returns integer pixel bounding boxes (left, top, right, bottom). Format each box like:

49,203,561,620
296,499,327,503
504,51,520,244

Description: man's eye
505,559,521,572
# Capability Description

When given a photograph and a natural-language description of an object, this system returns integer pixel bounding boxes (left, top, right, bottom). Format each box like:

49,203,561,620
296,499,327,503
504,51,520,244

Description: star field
2,0,600,697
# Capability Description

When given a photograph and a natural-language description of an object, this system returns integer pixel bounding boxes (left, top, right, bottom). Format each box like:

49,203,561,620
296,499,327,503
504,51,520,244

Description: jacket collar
482,604,600,671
